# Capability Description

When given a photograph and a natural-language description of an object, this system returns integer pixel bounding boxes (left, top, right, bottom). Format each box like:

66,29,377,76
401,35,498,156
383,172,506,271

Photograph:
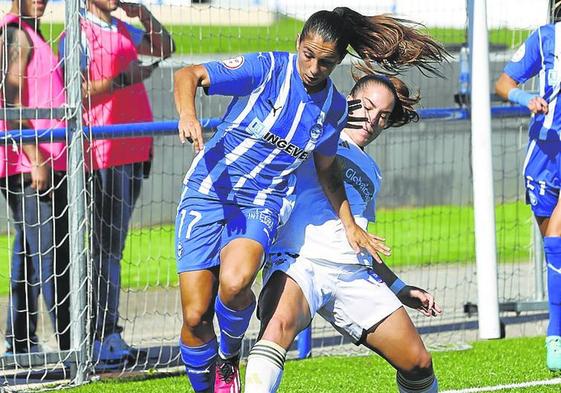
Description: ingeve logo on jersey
262,132,309,160
222,56,245,70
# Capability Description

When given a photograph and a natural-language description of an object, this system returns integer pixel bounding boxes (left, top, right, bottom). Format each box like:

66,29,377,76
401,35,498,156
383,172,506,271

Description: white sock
244,340,287,393
397,372,438,393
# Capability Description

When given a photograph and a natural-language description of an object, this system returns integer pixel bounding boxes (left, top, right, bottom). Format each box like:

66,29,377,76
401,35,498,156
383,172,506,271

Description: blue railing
0,105,530,144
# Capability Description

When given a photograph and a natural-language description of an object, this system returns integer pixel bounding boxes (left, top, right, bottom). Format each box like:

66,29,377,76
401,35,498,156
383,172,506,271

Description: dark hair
554,1,561,22
299,7,447,76
350,74,420,128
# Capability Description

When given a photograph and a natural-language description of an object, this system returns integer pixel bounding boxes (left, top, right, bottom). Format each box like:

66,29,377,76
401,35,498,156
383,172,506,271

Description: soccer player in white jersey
173,7,446,392
495,1,561,371
244,74,441,393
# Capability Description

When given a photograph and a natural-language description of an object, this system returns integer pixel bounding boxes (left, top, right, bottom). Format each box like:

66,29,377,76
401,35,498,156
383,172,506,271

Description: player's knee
182,307,211,331
219,277,254,305
263,314,298,342
400,348,433,377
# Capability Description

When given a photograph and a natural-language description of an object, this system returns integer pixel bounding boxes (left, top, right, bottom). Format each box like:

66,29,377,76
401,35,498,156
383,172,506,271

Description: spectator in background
0,0,70,354
60,0,174,365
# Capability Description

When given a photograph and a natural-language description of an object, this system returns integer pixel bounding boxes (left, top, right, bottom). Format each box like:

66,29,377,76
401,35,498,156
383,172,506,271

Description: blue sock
215,296,256,359
180,338,217,393
545,237,561,337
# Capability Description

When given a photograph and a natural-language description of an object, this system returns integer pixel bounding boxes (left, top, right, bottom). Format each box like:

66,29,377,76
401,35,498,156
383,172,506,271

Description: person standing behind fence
495,2,561,372
60,0,174,365
0,0,70,354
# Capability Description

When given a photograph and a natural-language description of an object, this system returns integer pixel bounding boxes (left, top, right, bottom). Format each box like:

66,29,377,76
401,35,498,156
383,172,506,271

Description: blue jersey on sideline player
496,6,561,372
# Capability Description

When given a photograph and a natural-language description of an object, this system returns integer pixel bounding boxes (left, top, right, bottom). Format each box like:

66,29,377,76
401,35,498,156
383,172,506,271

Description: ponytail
300,7,448,77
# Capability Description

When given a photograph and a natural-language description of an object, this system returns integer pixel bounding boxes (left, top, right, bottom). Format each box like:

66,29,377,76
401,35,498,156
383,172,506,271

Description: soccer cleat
93,333,147,366
214,355,241,393
546,336,561,371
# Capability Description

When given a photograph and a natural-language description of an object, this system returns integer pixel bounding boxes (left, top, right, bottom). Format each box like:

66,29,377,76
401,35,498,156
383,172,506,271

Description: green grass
41,19,530,55
0,201,533,296
371,200,533,266
66,336,560,392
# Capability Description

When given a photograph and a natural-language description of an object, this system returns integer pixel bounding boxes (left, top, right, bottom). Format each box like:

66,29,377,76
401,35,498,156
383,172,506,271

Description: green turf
41,19,529,55
66,336,560,392
371,200,533,266
0,201,533,296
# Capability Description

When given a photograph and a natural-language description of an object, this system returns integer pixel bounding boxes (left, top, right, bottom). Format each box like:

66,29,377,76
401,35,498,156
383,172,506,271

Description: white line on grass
441,378,561,392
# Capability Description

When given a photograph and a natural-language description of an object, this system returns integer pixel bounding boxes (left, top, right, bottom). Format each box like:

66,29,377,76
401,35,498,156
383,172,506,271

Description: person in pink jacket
0,0,69,354
60,0,174,366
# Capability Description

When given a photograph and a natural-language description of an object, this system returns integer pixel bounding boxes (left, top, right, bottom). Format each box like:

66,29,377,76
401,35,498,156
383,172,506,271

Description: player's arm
314,152,390,262
119,2,175,58
174,64,210,151
494,27,547,114
371,258,442,317
2,26,49,191
495,72,548,114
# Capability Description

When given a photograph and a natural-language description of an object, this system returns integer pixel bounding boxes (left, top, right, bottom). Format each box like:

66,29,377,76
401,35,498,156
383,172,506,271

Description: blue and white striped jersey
504,23,561,140
183,52,347,213
273,132,382,265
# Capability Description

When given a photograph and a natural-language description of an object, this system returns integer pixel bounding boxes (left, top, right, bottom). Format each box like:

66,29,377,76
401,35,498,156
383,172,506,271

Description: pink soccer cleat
214,355,241,393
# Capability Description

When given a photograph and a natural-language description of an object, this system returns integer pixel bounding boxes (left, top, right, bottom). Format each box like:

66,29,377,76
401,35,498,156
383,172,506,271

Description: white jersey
272,132,382,265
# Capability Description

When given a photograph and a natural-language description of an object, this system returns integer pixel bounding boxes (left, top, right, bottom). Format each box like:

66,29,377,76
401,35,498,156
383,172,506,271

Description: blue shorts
175,188,279,273
524,138,561,217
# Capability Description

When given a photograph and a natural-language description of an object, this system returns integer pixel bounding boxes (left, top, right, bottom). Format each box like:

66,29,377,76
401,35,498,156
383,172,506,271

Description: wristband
389,278,406,295
507,88,534,107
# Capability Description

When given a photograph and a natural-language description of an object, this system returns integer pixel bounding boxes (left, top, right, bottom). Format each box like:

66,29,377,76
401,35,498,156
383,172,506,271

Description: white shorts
263,253,402,343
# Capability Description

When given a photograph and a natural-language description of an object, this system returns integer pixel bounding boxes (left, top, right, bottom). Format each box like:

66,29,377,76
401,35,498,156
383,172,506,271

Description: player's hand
528,96,548,115
346,99,368,129
397,285,442,317
178,113,204,153
30,163,51,193
119,2,149,19
344,224,390,263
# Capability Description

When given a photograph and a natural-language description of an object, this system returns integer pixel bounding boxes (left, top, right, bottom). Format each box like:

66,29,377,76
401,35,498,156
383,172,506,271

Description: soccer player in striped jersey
244,74,441,393
495,1,561,371
174,7,446,392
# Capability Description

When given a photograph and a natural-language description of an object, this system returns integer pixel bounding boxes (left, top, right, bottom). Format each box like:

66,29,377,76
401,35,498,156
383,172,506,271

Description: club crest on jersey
222,56,245,70
309,123,323,143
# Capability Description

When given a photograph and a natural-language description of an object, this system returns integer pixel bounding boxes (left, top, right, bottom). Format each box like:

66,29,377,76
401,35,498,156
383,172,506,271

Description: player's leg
179,269,219,393
52,174,71,351
524,139,561,370
244,269,312,393
176,193,225,392
35,173,71,351
21,175,59,353
214,237,263,393
364,309,437,393
213,206,280,392
319,265,436,392
542,194,561,370
2,175,41,353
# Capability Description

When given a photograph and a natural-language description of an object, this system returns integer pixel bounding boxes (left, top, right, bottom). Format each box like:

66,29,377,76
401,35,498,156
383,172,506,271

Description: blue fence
0,105,530,144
